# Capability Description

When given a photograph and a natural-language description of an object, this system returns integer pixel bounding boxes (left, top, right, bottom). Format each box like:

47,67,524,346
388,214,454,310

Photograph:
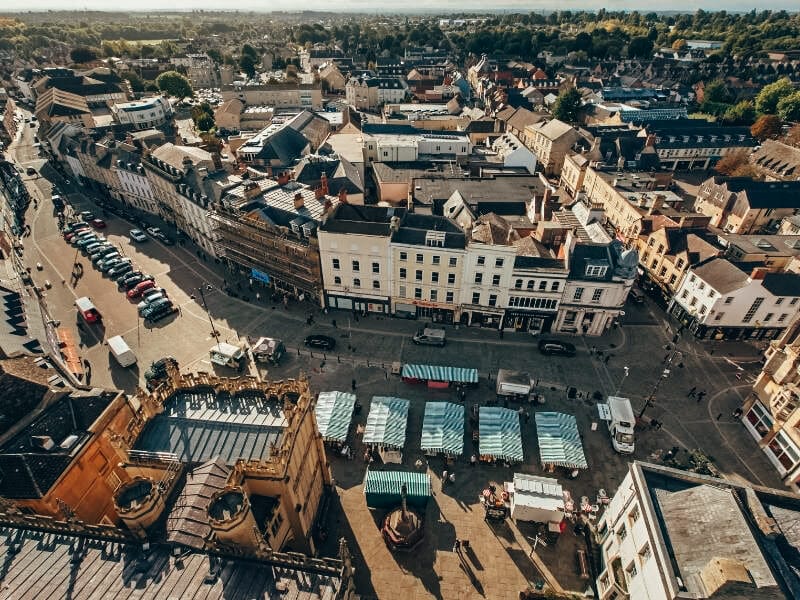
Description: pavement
7,128,790,598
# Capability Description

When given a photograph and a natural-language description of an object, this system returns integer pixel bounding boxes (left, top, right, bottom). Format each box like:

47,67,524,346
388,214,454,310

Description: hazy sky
2,1,799,12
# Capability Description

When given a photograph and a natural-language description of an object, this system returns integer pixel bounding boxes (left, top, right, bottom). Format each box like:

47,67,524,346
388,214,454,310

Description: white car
129,229,148,243
145,226,162,238
137,288,167,310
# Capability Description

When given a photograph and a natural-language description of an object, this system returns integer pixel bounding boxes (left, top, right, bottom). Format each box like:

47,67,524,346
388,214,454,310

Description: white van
598,396,636,454
412,327,446,347
107,335,137,367
210,342,246,370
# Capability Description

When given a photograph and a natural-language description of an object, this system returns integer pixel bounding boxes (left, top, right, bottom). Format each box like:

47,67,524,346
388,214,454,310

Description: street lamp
197,283,220,341
615,366,629,396
638,349,683,420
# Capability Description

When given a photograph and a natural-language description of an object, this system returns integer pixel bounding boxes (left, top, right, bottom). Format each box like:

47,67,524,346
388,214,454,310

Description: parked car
303,334,337,351
145,356,178,390
145,227,161,238
538,339,577,357
82,242,105,255
90,246,116,261
71,233,98,247
127,280,156,299
100,257,127,273
115,270,145,285
91,218,106,229
129,229,147,243
63,221,88,235
25,166,36,175
107,261,133,279
138,288,166,307
64,227,91,242
76,235,103,249
79,211,95,221
93,251,120,266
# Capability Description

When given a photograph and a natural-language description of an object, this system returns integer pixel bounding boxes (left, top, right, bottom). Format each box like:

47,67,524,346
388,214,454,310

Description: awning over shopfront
535,412,588,469
421,402,464,456
314,391,356,443
363,469,432,509
479,407,524,462
401,363,479,384
363,396,410,448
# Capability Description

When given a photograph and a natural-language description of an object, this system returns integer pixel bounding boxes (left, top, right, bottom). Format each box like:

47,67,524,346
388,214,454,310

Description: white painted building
111,96,172,130
113,160,158,215
362,130,471,163
318,204,400,314
669,257,800,341
504,253,567,335
596,461,797,600
490,133,537,174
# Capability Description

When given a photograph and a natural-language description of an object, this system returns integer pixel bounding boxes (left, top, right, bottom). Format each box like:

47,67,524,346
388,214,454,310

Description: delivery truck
496,369,532,402
412,327,446,347
598,396,635,454
107,335,137,368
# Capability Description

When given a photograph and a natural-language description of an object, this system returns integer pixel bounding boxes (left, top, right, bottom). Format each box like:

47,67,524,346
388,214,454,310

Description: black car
304,334,337,351
538,339,577,357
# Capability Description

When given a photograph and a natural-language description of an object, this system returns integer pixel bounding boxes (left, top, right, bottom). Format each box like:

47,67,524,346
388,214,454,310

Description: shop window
746,402,773,437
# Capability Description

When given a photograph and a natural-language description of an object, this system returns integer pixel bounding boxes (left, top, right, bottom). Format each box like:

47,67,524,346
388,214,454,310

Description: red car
127,280,156,299
91,218,106,229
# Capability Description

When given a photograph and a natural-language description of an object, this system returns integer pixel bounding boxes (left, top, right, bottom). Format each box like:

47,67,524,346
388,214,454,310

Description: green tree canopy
722,100,756,125
702,80,731,104
155,70,192,99
627,36,653,59
69,45,97,64
777,92,800,122
196,113,215,132
552,88,583,123
239,54,256,78
756,78,794,115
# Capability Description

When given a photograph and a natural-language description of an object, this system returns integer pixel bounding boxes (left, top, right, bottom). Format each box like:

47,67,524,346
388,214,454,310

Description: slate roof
319,204,405,236
750,139,800,180
166,457,231,549
0,524,344,599
761,272,800,298
691,258,749,294
567,244,613,281
391,213,466,249
0,391,115,498
134,390,287,465
293,155,363,194
238,122,310,165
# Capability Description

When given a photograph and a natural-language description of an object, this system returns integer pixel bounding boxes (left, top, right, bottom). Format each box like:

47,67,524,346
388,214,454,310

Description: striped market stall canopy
315,391,357,443
479,406,524,462
421,402,465,456
535,412,588,469
363,469,432,509
401,363,479,384
363,396,410,448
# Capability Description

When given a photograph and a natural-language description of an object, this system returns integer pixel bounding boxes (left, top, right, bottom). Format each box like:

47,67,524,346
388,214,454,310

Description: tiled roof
691,258,749,294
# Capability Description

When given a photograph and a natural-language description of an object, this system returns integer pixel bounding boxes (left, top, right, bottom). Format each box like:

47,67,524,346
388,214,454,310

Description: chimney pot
338,188,348,204
293,193,305,209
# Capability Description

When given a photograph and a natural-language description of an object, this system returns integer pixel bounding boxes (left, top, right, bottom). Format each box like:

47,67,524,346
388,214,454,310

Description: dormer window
585,264,608,278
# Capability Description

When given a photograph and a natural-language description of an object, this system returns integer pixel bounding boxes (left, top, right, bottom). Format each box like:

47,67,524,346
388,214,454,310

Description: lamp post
638,350,683,420
615,366,629,396
197,283,220,341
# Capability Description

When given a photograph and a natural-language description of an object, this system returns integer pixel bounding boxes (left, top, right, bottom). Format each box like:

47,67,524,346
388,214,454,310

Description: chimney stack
645,134,656,147
277,171,290,186
320,172,329,195
338,188,348,204
293,192,305,210
314,186,325,199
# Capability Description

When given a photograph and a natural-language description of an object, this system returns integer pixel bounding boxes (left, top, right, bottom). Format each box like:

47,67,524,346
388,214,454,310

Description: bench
576,549,589,579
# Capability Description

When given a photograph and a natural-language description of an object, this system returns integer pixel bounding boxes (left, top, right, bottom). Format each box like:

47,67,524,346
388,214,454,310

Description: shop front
503,309,556,334
393,300,456,324
460,304,504,329
743,400,800,479
326,293,389,314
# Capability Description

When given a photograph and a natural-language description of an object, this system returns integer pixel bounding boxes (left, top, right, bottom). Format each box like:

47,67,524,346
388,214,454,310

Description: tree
671,38,687,50
777,91,800,123
702,80,731,105
120,70,145,93
755,78,794,115
239,54,256,78
715,149,759,178
627,36,653,59
206,48,222,64
241,43,259,62
552,88,583,123
196,113,215,132
750,115,782,141
722,100,755,125
155,70,192,99
70,45,97,64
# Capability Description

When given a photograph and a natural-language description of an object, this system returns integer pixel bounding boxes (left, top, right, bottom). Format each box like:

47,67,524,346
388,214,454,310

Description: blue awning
363,397,410,448
535,412,588,469
420,402,464,456
479,406,523,462
315,391,356,442
401,363,479,384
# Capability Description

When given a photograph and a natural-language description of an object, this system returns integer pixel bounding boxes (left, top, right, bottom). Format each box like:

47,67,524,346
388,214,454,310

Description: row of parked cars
61,221,177,323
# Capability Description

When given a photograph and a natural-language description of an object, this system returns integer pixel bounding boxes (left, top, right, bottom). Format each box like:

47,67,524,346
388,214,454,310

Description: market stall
315,391,357,449
478,406,524,464
507,473,566,534
401,363,479,388
420,402,465,458
534,412,588,472
363,469,432,509
363,396,411,463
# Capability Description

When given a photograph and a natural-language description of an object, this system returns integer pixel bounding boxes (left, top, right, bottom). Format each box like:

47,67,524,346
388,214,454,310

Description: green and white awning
535,412,588,469
401,363,479,383
315,391,356,442
363,396,410,448
479,406,524,462
421,402,464,456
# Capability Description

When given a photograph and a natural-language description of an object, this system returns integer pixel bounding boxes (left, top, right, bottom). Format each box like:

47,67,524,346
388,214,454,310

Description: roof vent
31,435,55,451
60,434,80,450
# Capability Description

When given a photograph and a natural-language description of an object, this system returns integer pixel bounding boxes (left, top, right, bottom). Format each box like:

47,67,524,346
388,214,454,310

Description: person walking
332,319,337,328
687,386,697,398
470,454,477,467
442,469,448,485
351,378,357,392
449,472,456,484
453,539,461,553
733,407,744,419
697,390,707,402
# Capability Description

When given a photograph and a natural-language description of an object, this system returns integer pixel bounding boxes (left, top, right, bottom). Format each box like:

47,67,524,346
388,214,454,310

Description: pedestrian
449,472,456,484
716,413,723,421
590,345,596,355
604,354,611,364
470,454,477,467
733,407,743,419
697,391,706,402
687,386,697,398
363,449,371,463
453,539,461,553
332,319,337,328
351,378,356,391
524,409,530,424
442,469,448,484
518,406,524,420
